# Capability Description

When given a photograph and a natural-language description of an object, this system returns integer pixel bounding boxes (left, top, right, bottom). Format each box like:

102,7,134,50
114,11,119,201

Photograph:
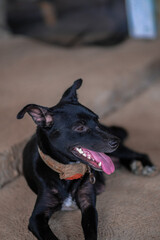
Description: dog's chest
61,194,78,211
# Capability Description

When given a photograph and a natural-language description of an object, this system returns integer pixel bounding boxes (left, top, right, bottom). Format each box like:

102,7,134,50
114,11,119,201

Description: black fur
17,79,154,240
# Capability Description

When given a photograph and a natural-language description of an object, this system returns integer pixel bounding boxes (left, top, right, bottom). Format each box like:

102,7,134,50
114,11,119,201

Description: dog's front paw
130,161,158,177
142,165,158,176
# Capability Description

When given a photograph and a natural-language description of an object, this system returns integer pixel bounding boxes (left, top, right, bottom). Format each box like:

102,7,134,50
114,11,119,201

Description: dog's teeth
79,149,83,154
98,162,102,167
87,156,91,159
76,147,84,154
83,153,86,157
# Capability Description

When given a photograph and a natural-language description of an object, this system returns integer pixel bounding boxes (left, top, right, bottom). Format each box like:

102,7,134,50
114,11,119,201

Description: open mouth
72,147,115,175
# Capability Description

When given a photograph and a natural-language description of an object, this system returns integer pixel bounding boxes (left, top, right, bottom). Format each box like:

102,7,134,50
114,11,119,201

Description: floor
0,36,160,240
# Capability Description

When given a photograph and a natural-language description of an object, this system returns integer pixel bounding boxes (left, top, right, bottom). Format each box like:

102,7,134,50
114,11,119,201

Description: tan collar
38,147,88,180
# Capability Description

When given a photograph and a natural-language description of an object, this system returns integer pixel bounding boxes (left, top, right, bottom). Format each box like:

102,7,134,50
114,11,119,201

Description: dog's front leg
81,205,98,240
28,191,61,240
75,179,98,240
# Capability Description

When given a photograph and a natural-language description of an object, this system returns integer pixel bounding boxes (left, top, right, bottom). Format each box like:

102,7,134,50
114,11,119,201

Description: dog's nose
108,138,119,149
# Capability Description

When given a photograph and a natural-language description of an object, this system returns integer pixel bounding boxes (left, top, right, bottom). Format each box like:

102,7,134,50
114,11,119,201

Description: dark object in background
7,0,128,46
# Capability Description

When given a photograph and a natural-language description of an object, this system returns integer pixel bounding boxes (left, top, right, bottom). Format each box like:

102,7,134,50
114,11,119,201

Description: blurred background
1,0,160,44
0,1,160,240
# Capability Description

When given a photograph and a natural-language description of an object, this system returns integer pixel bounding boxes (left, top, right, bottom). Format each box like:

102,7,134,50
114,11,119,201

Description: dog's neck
38,147,88,180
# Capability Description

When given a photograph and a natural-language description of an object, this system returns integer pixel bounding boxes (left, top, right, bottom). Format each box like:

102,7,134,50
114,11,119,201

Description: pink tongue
83,148,115,175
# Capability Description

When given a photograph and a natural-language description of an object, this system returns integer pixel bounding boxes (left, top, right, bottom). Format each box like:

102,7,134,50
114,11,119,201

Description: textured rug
0,167,160,240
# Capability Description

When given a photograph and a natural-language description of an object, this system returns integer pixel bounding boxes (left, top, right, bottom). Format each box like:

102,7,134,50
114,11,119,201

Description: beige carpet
1,36,160,240
0,168,160,240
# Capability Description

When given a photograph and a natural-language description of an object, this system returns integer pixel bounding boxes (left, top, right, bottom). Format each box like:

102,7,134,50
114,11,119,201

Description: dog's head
17,79,119,175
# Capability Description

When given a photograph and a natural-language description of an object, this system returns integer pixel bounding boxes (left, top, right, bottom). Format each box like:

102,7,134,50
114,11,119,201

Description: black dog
17,79,156,240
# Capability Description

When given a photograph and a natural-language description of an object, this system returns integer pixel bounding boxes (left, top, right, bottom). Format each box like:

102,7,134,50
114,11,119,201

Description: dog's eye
73,124,88,132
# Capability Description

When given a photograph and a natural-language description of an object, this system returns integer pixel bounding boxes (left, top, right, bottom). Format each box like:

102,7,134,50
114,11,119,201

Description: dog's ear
17,104,53,127
60,79,83,104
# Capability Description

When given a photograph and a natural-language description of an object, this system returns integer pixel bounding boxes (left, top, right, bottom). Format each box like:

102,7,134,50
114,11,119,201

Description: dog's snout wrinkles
108,138,119,149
